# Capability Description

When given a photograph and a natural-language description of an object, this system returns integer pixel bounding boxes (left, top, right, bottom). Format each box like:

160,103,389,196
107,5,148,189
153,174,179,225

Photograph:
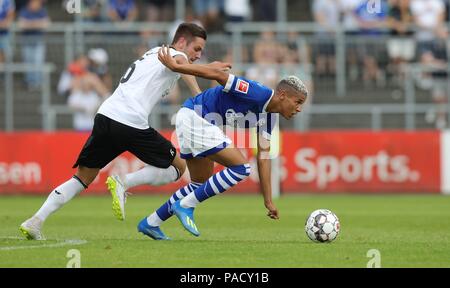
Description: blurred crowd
57,48,111,131
1,0,450,129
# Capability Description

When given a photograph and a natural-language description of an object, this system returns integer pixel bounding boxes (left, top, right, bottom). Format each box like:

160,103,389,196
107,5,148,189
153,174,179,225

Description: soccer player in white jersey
19,23,231,240
136,47,308,240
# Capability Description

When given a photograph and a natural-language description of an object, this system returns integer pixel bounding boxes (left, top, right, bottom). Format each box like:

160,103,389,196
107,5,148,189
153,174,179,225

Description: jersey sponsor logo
235,79,249,94
225,109,245,126
225,108,267,129
256,117,266,127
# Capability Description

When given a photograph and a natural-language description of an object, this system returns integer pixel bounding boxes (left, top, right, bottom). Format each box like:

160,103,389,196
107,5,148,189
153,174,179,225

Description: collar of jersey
263,90,274,113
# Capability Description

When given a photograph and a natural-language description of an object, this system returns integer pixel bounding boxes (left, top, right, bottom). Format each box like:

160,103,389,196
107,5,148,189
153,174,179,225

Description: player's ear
277,89,286,100
175,36,187,48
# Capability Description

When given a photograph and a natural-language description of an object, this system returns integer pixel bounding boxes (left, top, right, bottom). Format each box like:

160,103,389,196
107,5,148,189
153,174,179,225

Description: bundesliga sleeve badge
235,79,249,94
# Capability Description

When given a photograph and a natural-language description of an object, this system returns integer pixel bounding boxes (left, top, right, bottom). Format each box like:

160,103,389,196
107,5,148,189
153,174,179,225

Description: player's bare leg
206,145,248,167
20,166,98,240
187,157,215,183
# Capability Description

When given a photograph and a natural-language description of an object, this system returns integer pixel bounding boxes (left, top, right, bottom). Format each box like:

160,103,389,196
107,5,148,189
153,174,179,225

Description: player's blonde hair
277,75,309,97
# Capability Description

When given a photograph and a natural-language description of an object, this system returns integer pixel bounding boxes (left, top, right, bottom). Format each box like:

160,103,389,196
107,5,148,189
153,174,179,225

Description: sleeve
223,75,273,104
257,113,277,141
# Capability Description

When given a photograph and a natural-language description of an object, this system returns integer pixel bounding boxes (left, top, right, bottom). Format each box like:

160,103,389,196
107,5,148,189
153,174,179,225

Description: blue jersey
183,74,276,139
108,0,135,20
0,0,14,35
19,6,48,36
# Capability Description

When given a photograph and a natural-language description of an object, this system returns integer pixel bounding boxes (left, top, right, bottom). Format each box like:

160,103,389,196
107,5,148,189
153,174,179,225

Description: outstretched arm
256,134,279,220
159,45,231,87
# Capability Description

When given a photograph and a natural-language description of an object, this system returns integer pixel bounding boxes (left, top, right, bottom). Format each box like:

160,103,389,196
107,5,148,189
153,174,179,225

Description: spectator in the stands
0,0,15,65
192,0,223,31
338,0,363,33
145,0,173,22
57,54,90,99
246,30,283,88
421,40,448,129
410,0,447,92
254,0,276,21
386,0,414,86
312,0,340,76
224,0,250,22
14,0,28,12
82,0,106,22
107,0,137,22
354,0,389,86
19,0,50,90
87,48,112,91
338,0,364,81
60,53,110,131
410,0,447,62
280,31,314,97
67,72,110,131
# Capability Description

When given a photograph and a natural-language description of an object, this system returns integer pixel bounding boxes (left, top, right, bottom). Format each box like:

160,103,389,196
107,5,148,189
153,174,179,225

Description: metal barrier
0,22,449,131
0,63,55,131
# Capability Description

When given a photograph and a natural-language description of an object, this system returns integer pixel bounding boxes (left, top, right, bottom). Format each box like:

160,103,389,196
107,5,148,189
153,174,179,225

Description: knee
229,163,251,178
76,166,99,186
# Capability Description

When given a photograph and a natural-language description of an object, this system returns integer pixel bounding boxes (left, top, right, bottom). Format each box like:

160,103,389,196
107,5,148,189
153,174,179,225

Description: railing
0,22,449,131
0,63,55,131
41,63,450,131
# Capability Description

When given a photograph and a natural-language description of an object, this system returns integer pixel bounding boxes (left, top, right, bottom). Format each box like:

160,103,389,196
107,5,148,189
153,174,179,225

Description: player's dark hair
172,23,207,45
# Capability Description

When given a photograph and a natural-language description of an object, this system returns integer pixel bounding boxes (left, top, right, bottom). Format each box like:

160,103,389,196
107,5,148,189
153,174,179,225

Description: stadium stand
0,0,449,131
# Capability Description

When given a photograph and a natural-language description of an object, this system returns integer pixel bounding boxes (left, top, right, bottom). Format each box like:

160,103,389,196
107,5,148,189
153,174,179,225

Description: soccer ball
305,209,340,243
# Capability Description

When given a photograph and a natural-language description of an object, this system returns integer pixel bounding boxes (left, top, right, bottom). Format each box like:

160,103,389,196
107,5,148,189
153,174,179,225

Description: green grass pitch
1,194,449,267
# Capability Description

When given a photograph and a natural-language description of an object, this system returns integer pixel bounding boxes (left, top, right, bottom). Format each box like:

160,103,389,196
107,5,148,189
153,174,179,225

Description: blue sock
194,164,251,202
155,182,201,221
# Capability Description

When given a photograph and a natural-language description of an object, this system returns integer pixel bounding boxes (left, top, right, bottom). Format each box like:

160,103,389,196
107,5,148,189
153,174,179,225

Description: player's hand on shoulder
158,44,179,71
265,201,279,220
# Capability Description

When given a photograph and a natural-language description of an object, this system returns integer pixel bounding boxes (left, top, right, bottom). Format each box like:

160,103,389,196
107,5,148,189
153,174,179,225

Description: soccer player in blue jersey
137,46,308,240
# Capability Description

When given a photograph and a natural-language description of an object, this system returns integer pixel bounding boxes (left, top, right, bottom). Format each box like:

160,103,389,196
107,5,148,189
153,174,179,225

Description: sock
147,182,201,226
181,164,251,208
125,165,179,188
34,176,87,221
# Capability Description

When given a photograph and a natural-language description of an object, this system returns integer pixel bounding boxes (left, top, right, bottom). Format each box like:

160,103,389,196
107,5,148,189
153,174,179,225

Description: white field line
0,236,88,251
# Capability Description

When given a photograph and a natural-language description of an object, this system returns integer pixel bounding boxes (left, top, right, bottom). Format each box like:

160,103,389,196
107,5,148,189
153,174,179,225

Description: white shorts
387,38,416,61
176,107,232,159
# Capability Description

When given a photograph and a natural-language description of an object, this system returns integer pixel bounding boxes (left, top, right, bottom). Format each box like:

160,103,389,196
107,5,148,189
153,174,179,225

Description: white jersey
68,90,102,131
97,47,188,129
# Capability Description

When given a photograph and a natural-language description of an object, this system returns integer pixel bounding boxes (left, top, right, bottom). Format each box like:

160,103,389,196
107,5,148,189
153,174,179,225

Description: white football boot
19,217,45,240
106,175,128,221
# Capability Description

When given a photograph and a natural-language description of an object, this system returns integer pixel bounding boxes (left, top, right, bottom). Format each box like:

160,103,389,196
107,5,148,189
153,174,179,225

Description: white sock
147,212,163,227
124,165,179,188
180,192,200,208
34,177,86,221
